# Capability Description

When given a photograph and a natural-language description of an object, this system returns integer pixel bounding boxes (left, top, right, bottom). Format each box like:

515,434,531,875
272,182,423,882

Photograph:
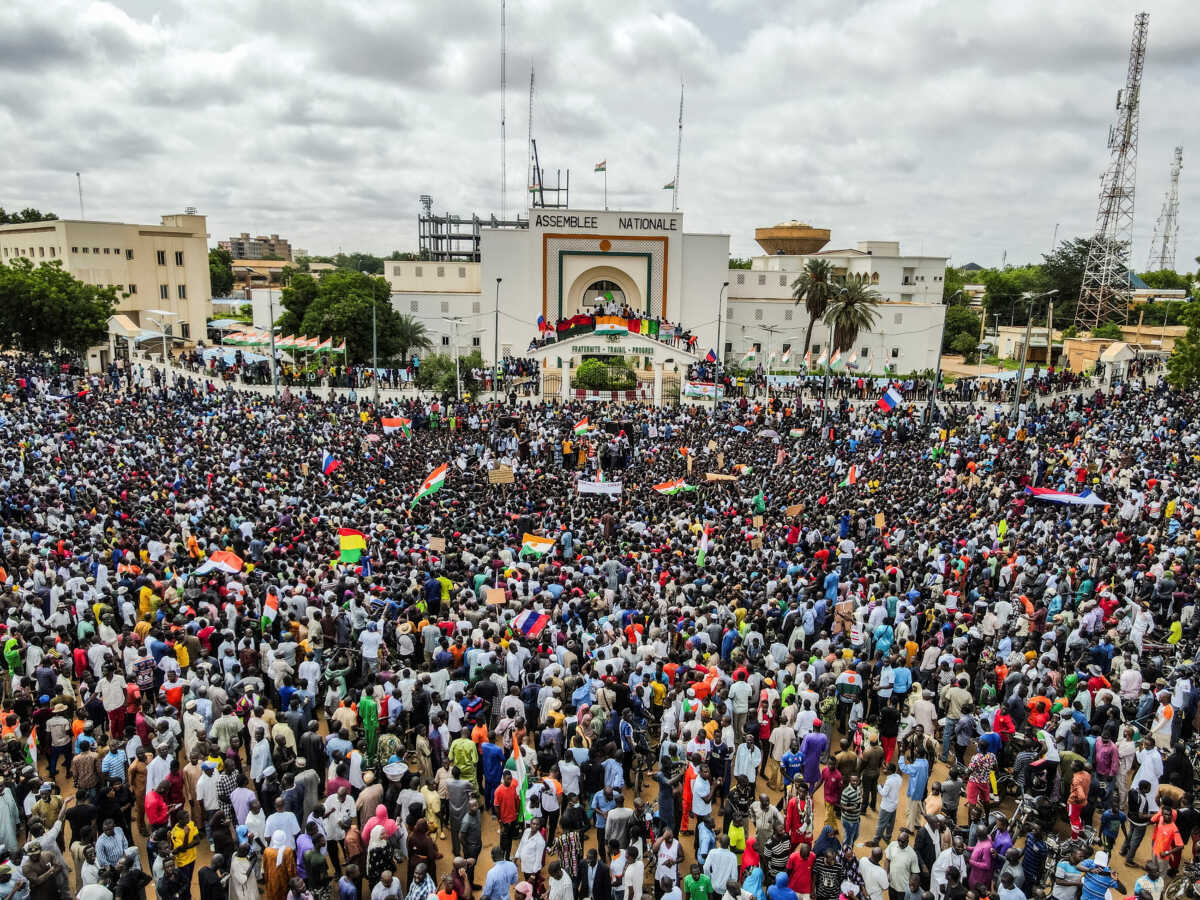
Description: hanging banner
577,480,623,496
682,380,721,399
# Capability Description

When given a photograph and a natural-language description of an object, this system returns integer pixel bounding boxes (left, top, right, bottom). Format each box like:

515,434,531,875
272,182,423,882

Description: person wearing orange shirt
1150,806,1184,873
1067,760,1091,837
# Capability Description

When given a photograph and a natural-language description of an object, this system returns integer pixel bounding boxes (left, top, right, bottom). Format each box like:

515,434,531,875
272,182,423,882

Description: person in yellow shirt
170,806,201,882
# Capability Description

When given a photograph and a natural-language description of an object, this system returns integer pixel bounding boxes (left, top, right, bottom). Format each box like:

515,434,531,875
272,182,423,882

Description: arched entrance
563,266,642,319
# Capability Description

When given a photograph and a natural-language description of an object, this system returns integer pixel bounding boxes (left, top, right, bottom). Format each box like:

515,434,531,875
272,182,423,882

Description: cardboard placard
706,472,738,482
488,465,515,485
874,512,885,529
785,504,803,517
428,536,447,553
707,440,717,451
717,452,724,469
750,537,764,550
687,456,694,474
753,515,763,527
485,588,506,605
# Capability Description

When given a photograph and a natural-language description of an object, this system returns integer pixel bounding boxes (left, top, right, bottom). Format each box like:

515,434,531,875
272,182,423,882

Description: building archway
564,266,642,319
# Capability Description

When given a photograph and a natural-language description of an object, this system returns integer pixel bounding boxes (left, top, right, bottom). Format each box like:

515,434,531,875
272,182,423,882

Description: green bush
575,357,637,390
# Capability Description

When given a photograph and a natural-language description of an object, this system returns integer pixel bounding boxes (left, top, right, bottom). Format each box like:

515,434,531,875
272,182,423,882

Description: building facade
218,232,293,260
0,212,212,358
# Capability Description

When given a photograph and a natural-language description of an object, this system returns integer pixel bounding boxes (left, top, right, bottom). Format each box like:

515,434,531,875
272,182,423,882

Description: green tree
0,207,58,224
208,248,234,297
728,257,752,269
981,265,1047,327
574,357,637,390
394,314,432,361
1091,322,1123,340
0,258,116,355
294,269,402,362
942,305,981,352
950,332,978,359
823,281,880,353
943,266,971,304
332,252,384,274
386,251,422,260
1167,302,1200,389
1040,237,1115,325
1138,269,1193,292
276,273,320,335
792,258,838,360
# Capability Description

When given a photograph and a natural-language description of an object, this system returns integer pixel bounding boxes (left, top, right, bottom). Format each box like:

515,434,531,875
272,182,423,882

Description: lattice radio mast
499,0,507,220
1146,146,1183,271
1074,12,1149,330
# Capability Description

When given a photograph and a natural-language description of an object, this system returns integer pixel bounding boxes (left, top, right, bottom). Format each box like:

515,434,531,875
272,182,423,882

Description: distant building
218,232,293,261
0,212,212,368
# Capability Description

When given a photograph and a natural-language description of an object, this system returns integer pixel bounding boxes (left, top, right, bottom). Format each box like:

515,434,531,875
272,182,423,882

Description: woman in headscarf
408,817,443,880
362,805,397,845
230,842,261,900
966,831,993,890
367,824,395,884
264,830,297,900
741,851,767,900
811,826,840,858
741,836,762,877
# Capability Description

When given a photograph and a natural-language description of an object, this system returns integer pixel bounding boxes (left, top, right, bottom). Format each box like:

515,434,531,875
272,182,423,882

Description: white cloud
1,0,1198,269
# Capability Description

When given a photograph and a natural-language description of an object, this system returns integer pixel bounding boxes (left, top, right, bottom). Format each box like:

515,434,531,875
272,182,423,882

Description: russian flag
537,315,547,333
513,609,551,638
876,386,903,413
321,451,341,475
705,348,718,363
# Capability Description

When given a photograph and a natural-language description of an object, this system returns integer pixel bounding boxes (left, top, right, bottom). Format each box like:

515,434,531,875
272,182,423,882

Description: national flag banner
192,549,244,576
663,179,676,190
1023,487,1108,506
528,184,540,193
696,528,710,567
789,428,804,439
411,463,449,507
594,160,607,172
829,348,844,369
513,608,552,637
338,527,368,563
876,386,904,412
781,349,792,365
336,340,347,354
320,451,341,476
803,350,811,369
753,489,766,513
504,745,532,822
840,465,858,487
653,478,696,495
315,338,332,352
261,591,279,629
536,315,547,332
594,315,628,335
815,351,827,367
705,348,718,363
732,464,753,475
742,349,756,364
573,417,590,436
24,727,37,768
381,417,412,438
848,353,859,369
520,533,556,557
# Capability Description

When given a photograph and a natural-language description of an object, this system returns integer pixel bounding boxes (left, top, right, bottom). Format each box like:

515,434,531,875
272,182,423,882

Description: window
174,251,184,266
48,247,55,257
436,266,445,277
180,323,191,339
128,283,137,295
393,266,402,276
779,276,787,286
156,250,166,265
103,247,110,254
113,248,120,254
410,300,419,312
441,335,450,346
860,347,869,358
890,347,900,359
125,249,133,260
38,247,45,257
893,312,903,324
82,247,90,253
753,308,763,321
782,343,792,354
472,302,481,314
724,341,732,355
471,336,481,347
726,308,733,320
1,248,6,257
415,266,423,276
784,309,793,321
93,247,100,254
458,267,466,278
177,284,187,299
753,342,762,353
811,343,821,354
757,274,766,285
71,246,79,254
736,273,745,285
159,284,169,299
440,301,450,313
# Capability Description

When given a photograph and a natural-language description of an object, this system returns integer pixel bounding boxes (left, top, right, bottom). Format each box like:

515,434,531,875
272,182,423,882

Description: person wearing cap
44,704,73,780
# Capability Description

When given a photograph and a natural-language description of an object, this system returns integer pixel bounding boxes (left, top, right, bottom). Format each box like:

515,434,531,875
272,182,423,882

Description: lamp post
757,323,781,401
715,280,729,381
443,315,463,401
1011,289,1058,418
925,289,962,425
494,277,502,401
820,286,849,425
268,284,279,402
366,270,379,401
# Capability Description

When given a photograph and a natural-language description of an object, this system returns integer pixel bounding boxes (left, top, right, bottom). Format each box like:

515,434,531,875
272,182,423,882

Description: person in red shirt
787,843,815,896
493,771,521,858
145,785,170,828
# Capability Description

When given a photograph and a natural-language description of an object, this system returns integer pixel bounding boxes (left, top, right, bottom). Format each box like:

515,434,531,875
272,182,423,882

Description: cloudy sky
3,0,1199,268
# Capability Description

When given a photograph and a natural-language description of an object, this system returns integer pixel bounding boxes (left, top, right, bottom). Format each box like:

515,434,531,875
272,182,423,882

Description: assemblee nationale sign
533,214,680,232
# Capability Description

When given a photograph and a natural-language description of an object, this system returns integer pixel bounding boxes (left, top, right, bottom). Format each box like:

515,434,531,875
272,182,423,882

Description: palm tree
394,314,432,361
791,258,837,364
823,281,881,353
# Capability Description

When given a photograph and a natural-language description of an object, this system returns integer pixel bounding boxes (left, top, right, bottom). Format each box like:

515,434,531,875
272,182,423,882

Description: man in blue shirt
897,753,929,831
481,848,519,900
891,662,912,700
591,786,618,849
1079,853,1125,900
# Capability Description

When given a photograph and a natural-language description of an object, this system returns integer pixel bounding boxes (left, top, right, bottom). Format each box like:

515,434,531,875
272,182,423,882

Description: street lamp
820,286,849,424
367,269,379,401
494,277,502,401
715,281,729,381
144,308,177,365
925,289,963,425
1011,289,1058,418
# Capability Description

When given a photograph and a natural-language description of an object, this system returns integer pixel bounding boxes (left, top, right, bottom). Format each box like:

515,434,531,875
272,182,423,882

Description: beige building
0,212,212,359
219,232,293,260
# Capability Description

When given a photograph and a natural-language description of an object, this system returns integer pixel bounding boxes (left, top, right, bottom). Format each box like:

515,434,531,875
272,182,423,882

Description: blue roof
1128,271,1149,289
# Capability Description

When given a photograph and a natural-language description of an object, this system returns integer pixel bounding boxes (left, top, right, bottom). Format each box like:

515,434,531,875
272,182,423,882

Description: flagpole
604,169,607,211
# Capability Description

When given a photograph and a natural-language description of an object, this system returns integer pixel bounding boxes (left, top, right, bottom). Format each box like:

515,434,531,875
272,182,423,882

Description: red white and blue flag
321,451,341,475
705,348,718,363
537,315,547,332
513,609,551,638
1024,487,1108,506
876,386,903,413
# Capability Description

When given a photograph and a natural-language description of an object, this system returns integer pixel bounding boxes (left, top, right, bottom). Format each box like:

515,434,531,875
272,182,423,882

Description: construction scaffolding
417,195,527,263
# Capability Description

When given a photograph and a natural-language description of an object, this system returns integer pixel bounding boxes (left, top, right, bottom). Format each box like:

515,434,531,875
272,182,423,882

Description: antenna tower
1074,12,1149,329
527,67,535,204
1146,146,1183,271
499,0,507,220
671,82,684,212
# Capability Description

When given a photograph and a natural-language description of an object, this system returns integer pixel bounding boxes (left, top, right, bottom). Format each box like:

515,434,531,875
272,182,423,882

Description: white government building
369,211,948,400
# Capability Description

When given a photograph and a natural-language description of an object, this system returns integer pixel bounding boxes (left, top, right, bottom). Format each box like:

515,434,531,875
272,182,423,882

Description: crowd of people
0,350,1195,900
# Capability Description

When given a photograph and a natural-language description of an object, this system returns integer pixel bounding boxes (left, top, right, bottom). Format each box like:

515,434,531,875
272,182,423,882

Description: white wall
381,261,480,293
678,232,732,357
479,228,534,363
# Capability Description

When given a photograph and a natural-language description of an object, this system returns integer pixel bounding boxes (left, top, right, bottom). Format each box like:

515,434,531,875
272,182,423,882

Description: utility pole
269,287,278,401
369,270,379,401
1012,290,1057,418
76,172,85,219
494,277,502,401
715,281,729,380
758,324,780,401
926,289,962,425
1045,298,1055,369
443,316,464,400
